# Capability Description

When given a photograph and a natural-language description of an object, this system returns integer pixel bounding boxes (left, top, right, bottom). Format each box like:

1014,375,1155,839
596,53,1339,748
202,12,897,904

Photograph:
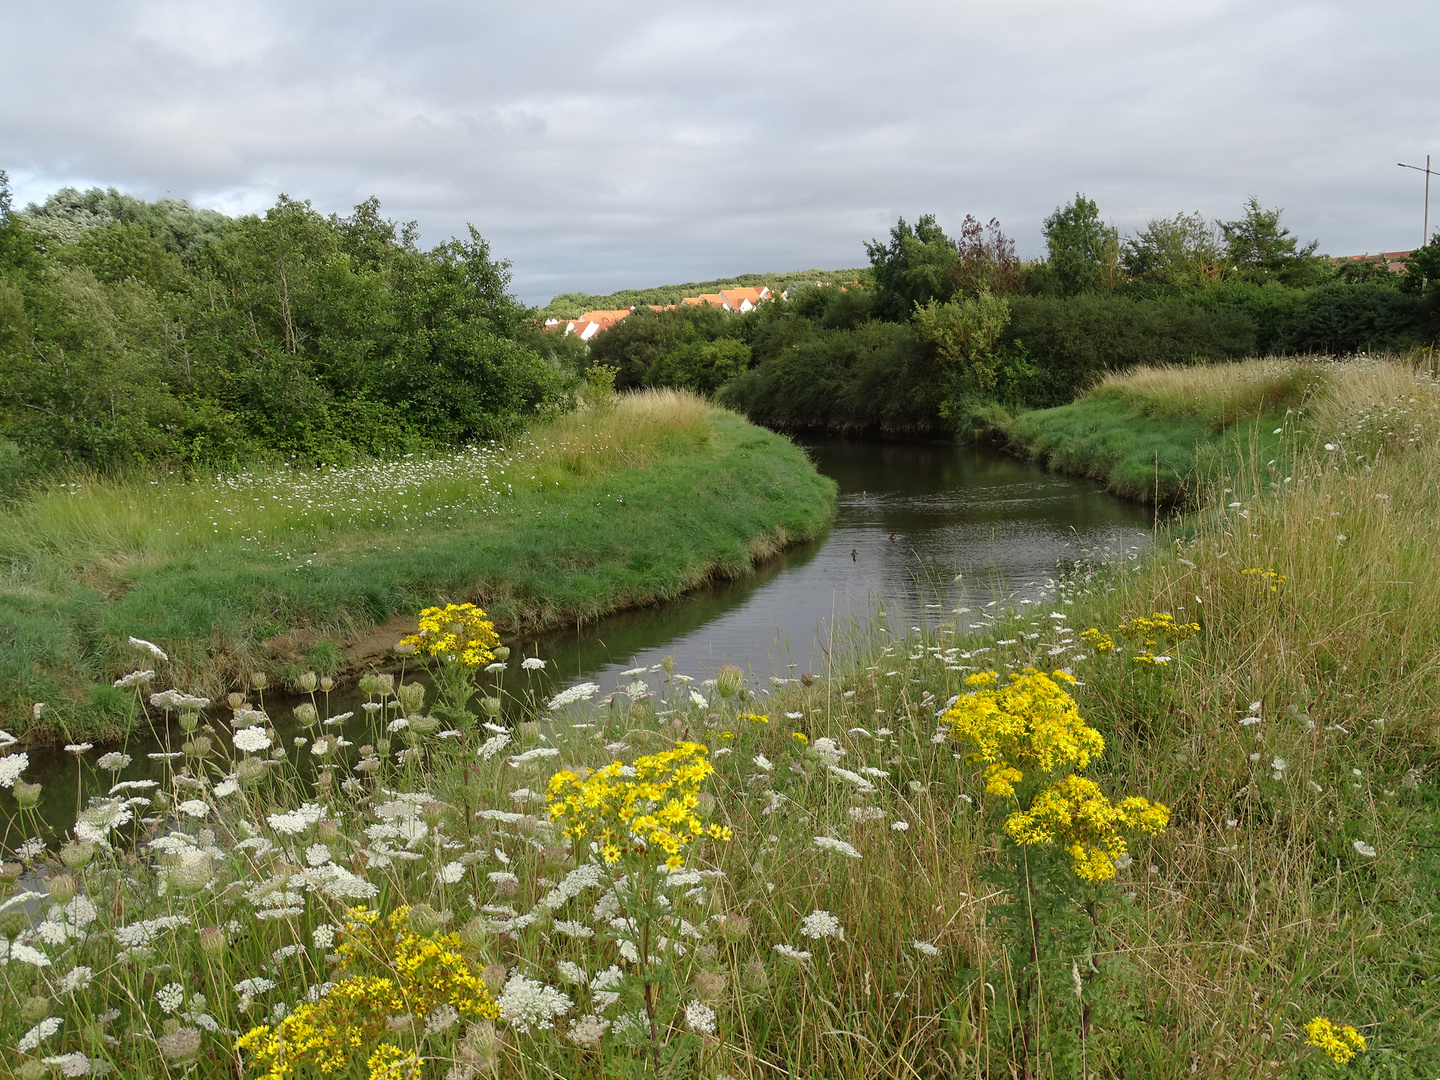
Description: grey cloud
3,0,1436,303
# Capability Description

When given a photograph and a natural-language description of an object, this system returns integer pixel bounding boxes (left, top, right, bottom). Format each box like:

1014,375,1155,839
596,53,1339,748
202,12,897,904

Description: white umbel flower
684,999,717,1035
496,972,572,1034
799,910,843,940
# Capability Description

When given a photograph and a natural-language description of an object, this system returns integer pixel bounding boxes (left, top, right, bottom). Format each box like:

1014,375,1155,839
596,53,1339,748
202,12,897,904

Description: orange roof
1332,251,1412,273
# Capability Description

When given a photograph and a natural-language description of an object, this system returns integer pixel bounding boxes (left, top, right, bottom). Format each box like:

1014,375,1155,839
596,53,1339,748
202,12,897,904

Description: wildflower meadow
0,357,1436,1078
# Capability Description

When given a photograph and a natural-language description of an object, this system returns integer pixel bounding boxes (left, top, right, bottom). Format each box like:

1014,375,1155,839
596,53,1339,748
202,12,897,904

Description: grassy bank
1,359,1435,1078
0,390,836,739
993,358,1334,502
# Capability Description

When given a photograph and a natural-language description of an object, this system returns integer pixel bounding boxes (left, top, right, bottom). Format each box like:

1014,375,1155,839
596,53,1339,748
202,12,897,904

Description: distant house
545,285,773,340
1332,251,1412,273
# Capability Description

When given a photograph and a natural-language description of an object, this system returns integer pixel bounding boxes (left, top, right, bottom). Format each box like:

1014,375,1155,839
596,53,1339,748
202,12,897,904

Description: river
13,437,1152,840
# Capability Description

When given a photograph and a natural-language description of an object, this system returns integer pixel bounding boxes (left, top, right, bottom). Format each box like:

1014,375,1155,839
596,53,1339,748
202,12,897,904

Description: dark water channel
16,439,1154,841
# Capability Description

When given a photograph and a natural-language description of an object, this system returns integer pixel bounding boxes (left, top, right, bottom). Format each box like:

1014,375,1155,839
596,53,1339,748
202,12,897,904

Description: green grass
3,359,1437,1079
0,391,837,739
998,358,1324,502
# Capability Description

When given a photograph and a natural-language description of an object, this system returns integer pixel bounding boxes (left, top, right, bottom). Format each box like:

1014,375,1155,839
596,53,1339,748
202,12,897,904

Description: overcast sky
4,1,1436,304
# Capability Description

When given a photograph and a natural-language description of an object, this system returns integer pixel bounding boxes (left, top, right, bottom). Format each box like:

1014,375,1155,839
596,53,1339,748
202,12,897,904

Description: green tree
912,289,1012,401
1121,212,1225,290
866,214,959,320
1040,195,1119,297
1220,197,1330,286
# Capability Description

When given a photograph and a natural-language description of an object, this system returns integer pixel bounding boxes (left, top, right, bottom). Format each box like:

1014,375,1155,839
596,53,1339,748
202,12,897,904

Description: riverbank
987,357,1334,502
3,360,1436,1078
0,390,837,740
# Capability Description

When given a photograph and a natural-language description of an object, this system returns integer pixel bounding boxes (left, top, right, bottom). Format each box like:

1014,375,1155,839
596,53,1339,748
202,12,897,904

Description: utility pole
1398,155,1434,247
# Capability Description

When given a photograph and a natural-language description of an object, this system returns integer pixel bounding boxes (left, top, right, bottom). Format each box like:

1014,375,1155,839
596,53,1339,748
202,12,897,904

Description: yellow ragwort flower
547,741,731,871
1003,774,1170,881
399,603,500,667
1304,1016,1366,1064
943,668,1104,796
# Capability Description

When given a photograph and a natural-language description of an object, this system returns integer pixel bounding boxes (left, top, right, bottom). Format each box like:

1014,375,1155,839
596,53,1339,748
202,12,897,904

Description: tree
1220,197,1330,286
865,214,960,320
1121,212,1226,290
955,215,1023,296
1041,194,1119,297
912,290,1011,394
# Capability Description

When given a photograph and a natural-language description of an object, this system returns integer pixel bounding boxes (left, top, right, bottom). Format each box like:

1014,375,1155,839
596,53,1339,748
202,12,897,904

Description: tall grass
0,391,716,573
0,360,1434,1077
1089,356,1324,431
0,393,835,737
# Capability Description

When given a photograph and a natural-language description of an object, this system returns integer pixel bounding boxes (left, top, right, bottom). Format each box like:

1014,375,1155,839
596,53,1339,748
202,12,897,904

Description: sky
4,1,1436,305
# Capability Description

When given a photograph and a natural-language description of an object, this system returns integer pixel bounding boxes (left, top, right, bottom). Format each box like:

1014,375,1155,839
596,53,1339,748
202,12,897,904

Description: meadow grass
0,391,835,739
1001,356,1335,502
0,359,1435,1079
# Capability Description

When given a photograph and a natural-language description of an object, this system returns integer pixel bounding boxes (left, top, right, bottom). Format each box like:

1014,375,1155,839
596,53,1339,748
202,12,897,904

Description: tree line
0,175,582,495
592,196,1438,433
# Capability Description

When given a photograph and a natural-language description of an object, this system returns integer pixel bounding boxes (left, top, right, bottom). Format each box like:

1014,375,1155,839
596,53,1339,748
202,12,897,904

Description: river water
15,438,1153,839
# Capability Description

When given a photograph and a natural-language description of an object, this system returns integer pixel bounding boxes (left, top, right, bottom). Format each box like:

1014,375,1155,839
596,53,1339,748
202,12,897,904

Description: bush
1006,294,1255,405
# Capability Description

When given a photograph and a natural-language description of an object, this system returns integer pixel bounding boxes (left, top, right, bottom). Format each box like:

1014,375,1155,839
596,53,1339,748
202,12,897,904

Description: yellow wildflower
399,603,500,668
547,742,731,871
1304,1016,1366,1064
943,668,1104,796
1003,775,1170,881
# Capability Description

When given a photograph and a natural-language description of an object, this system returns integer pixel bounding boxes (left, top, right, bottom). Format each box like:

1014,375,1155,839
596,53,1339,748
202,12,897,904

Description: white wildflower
305,844,332,867
773,943,811,961
912,940,940,957
18,1016,62,1052
508,747,560,766
0,753,28,788
177,799,209,820
233,727,272,753
128,637,169,661
1353,840,1377,858
267,803,325,836
439,861,466,884
477,733,511,761
64,743,93,755
521,657,545,670
496,972,573,1034
156,982,186,1014
812,737,843,765
555,960,588,985
59,966,94,994
891,820,910,831
96,752,131,771
799,910,843,940
753,754,773,772
684,999,717,1035
41,1052,90,1077
689,690,708,709
567,1014,610,1048
113,669,155,688
813,836,862,859
549,683,599,709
